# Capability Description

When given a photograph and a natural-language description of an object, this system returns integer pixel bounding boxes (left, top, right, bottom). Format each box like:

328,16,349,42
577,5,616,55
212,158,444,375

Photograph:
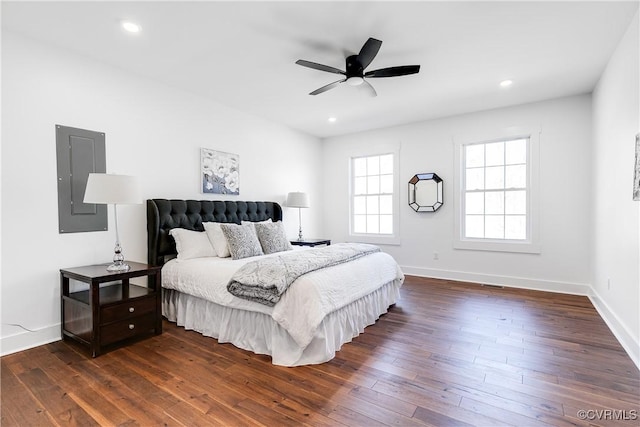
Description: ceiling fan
296,37,420,97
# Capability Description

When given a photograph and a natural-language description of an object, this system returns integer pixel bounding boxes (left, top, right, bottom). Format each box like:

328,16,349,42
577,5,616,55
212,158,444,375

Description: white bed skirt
162,279,402,366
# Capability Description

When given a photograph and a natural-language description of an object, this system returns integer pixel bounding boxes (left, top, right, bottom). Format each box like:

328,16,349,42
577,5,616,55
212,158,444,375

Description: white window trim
453,128,541,254
347,142,401,246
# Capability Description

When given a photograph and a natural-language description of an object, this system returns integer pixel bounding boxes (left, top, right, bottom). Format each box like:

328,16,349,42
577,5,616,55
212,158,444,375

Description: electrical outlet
433,252,439,260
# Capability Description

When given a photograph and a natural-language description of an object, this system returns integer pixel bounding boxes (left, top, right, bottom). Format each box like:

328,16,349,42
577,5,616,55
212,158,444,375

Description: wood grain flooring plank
1,360,55,427
17,367,98,426
458,396,559,427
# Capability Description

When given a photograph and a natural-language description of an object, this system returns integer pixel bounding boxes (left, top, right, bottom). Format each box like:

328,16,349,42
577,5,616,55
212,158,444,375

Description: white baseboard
0,324,61,357
401,265,591,295
402,265,639,370
588,291,640,370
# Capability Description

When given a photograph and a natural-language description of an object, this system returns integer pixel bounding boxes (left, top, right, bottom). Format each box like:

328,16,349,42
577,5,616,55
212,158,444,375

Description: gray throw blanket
227,243,380,306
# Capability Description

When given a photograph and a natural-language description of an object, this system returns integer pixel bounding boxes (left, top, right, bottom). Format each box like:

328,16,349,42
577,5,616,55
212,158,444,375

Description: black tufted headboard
147,199,283,267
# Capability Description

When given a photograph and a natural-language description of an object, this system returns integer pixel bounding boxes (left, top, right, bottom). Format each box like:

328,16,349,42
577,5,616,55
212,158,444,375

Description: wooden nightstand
290,239,331,247
60,262,162,357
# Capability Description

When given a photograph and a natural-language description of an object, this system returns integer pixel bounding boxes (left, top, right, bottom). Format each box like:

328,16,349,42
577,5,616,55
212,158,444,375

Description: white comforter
162,247,404,348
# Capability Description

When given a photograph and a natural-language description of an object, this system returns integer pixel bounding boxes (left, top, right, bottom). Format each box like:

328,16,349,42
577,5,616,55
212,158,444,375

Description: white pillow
220,223,264,260
203,222,230,258
169,228,216,260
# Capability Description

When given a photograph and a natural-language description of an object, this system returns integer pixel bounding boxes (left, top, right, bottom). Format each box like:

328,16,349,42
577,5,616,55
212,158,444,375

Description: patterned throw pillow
219,223,264,260
255,221,293,255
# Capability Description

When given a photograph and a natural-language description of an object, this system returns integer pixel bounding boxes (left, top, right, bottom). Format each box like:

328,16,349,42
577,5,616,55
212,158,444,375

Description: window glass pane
485,142,504,166
466,168,484,190
367,156,380,175
506,139,527,164
367,176,380,194
505,215,526,239
366,215,379,233
485,166,504,189
353,215,366,233
354,177,366,194
465,215,484,238
379,215,393,234
379,154,393,174
380,174,393,193
465,193,484,215
379,195,393,214
366,195,379,214
505,165,526,188
485,215,504,239
466,144,484,168
354,196,366,215
505,191,526,214
354,158,367,177
485,191,504,214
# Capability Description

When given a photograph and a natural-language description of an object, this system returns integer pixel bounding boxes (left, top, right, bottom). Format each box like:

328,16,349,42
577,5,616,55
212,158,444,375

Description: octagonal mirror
408,173,443,212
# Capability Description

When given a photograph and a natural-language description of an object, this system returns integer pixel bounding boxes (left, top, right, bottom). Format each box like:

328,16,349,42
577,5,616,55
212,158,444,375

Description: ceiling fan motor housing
346,55,364,78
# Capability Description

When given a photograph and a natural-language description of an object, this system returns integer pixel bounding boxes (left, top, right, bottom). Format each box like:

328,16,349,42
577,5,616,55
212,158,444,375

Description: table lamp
83,173,141,271
286,192,310,241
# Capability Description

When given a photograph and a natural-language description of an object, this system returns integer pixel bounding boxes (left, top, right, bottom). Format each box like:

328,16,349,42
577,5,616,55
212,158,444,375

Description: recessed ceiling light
328,117,337,123
500,80,513,88
121,21,141,33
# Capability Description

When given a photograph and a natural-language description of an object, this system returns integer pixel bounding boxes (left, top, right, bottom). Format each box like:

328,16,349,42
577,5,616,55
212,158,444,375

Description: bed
147,199,404,366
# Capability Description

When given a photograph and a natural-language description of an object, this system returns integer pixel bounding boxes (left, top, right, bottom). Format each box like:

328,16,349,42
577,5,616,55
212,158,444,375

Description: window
351,153,397,238
464,138,528,239
455,133,539,253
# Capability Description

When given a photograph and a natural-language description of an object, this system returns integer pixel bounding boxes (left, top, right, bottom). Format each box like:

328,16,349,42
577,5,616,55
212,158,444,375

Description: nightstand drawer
100,313,156,346
101,297,156,324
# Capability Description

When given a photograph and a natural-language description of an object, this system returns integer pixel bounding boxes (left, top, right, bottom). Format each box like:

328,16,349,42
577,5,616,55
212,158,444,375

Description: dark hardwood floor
2,276,639,426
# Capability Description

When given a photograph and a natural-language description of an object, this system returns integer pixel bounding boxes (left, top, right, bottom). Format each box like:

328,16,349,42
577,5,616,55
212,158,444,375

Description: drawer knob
129,307,135,313
129,324,135,330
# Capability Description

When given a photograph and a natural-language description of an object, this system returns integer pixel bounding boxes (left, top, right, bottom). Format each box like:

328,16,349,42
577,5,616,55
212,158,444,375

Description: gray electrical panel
56,125,107,233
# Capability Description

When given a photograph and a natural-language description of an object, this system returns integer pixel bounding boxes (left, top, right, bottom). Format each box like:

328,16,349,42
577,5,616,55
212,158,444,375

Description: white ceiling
2,1,638,138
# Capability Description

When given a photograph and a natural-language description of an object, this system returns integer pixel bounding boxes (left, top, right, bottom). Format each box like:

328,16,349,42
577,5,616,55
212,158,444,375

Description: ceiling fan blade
365,65,421,78
361,79,377,97
296,60,345,75
309,78,346,95
357,38,382,69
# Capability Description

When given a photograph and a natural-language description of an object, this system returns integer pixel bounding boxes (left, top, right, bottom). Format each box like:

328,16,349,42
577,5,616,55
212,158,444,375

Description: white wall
591,11,639,367
323,94,593,294
0,33,322,354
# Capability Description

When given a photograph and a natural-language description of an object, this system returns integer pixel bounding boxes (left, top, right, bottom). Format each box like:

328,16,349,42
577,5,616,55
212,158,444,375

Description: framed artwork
201,148,239,195
634,133,640,201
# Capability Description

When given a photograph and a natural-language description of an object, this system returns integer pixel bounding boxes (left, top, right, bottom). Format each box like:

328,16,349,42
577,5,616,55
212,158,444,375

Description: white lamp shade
286,192,310,208
83,173,142,205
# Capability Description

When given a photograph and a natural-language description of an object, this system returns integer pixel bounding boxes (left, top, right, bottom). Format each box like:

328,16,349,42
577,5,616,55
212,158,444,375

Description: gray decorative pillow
220,223,264,260
255,221,293,254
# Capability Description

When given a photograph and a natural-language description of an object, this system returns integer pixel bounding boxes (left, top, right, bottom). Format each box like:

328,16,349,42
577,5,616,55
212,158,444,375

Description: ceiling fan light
346,76,364,86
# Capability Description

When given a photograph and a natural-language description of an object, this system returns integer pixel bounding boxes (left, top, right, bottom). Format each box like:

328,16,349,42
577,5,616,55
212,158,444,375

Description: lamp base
106,261,131,272
106,241,129,272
